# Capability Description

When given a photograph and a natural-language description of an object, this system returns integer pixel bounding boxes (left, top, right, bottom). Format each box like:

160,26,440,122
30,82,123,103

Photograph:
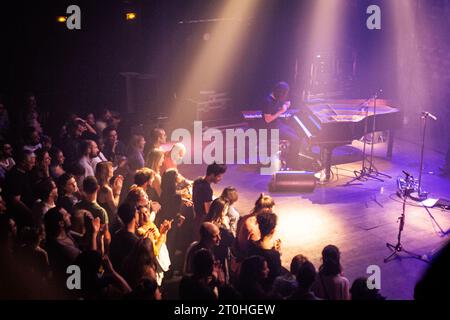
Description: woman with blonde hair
220,186,239,236
135,205,172,286
145,149,165,199
95,161,123,230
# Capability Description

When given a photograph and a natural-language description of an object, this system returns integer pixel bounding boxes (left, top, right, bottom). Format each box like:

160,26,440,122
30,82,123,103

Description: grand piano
242,99,402,181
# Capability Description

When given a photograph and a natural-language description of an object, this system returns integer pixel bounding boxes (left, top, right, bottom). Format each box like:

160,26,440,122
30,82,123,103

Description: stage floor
176,138,450,300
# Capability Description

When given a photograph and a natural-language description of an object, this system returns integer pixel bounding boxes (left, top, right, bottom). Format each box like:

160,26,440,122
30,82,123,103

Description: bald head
199,222,221,247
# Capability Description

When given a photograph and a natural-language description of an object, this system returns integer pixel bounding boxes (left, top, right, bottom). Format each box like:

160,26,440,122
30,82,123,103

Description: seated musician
262,82,302,166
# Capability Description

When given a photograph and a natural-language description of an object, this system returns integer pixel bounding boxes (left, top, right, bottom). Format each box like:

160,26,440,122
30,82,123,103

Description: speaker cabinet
269,171,317,193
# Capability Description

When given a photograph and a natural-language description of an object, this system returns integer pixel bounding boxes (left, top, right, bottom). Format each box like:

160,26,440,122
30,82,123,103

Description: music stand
346,91,391,185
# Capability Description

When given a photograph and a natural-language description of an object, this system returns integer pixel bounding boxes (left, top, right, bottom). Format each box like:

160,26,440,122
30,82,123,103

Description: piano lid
305,99,399,124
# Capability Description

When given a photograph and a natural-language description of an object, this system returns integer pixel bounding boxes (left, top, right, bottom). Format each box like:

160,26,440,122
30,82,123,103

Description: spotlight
126,12,137,20
57,16,67,23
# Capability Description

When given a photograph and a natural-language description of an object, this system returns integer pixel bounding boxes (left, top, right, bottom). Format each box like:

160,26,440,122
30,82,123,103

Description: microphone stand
410,113,432,201
385,171,428,263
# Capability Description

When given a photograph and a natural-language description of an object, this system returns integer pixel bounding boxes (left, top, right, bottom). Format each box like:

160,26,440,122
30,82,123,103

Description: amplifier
269,171,317,193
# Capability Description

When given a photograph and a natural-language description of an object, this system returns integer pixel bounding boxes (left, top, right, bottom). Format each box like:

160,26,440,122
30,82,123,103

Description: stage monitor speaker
269,171,316,193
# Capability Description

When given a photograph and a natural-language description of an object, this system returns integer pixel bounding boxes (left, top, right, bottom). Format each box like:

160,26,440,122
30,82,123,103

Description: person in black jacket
248,211,286,287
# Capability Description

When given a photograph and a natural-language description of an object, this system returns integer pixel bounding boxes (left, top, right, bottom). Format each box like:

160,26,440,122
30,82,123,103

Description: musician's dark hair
272,81,290,98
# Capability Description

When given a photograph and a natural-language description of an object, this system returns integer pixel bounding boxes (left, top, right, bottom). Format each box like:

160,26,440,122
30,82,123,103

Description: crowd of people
0,93,446,300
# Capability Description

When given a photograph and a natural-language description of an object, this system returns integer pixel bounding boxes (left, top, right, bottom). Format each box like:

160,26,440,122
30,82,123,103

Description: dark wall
1,0,449,143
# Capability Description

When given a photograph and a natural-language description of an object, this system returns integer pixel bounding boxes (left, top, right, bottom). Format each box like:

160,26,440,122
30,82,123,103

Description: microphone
360,89,383,111
421,111,437,121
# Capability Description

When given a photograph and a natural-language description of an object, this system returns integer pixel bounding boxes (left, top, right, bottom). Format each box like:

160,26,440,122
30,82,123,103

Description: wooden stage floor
177,138,450,300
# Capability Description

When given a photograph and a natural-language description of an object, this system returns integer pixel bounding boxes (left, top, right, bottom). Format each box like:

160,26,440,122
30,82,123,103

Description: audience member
102,126,126,162
145,149,165,199
61,119,85,165
273,254,308,299
31,178,58,225
23,93,43,134
179,248,219,300
75,176,109,225
248,211,284,287
161,142,186,173
22,126,42,153
351,277,385,300
184,222,221,275
44,207,83,279
126,278,161,300
96,161,123,230
192,162,227,228
205,197,234,282
41,134,52,150
77,139,99,182
136,204,172,285
109,203,139,272
236,193,274,258
56,173,80,216
0,142,15,183
220,186,240,237
290,260,321,300
3,150,36,227
121,237,157,289
127,134,146,172
16,225,50,284
312,245,350,300
73,250,131,299
147,128,166,154
30,147,51,184
49,148,65,179
238,255,271,300
91,136,109,171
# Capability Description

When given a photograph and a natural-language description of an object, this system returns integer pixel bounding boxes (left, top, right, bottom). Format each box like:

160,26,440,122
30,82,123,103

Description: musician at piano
262,81,302,164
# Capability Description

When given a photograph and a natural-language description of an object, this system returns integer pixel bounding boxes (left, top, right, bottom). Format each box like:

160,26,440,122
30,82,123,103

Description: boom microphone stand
410,111,437,201
385,171,428,263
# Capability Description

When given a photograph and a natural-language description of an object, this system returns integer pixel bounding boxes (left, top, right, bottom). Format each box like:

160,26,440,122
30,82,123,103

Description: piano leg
320,146,334,181
387,130,395,160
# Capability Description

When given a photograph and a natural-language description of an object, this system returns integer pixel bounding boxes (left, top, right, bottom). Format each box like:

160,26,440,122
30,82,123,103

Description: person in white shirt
77,140,99,183
22,126,42,153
